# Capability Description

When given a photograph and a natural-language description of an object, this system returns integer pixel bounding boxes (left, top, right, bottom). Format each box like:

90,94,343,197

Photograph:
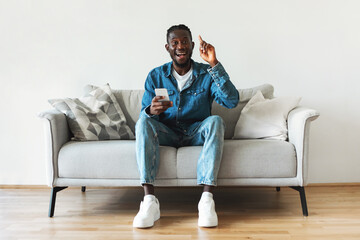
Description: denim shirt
140,60,239,135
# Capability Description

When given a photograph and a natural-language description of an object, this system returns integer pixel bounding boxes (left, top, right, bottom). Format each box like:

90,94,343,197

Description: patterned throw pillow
48,84,135,141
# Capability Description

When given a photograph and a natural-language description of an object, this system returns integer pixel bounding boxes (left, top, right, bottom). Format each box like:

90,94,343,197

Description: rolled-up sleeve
140,74,159,120
208,62,239,109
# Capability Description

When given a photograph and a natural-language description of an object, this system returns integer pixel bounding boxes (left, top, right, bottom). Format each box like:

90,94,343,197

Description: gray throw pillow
48,84,135,141
233,90,300,141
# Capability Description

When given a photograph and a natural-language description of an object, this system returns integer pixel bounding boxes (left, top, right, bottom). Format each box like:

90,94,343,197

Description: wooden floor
0,186,360,239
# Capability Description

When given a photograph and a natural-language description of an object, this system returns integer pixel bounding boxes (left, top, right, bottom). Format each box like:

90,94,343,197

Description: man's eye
172,41,178,45
182,41,188,44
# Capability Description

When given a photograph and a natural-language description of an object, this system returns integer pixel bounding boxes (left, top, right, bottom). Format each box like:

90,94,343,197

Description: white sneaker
198,192,218,227
133,195,160,228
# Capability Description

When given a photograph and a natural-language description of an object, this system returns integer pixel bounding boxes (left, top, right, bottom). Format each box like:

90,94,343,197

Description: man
133,24,239,228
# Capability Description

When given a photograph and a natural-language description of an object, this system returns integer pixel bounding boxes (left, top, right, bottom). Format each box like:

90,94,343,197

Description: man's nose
177,42,185,49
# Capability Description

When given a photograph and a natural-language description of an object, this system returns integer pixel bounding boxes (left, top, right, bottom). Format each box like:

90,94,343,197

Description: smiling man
133,24,239,228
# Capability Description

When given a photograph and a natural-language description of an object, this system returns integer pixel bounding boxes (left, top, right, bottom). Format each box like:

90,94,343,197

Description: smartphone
155,88,170,102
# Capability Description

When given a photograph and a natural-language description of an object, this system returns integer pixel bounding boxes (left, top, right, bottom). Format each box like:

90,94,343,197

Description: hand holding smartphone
150,88,172,115
155,88,170,102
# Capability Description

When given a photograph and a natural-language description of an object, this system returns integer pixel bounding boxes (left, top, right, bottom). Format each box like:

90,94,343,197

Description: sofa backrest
112,84,274,139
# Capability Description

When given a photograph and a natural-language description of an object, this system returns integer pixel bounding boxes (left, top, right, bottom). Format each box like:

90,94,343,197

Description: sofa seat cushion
58,140,177,179
177,140,297,179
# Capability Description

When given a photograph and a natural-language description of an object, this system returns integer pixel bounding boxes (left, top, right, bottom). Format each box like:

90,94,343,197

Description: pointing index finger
198,35,204,44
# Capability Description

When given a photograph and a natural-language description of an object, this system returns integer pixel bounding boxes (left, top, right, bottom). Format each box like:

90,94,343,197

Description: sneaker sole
133,211,160,228
198,217,218,227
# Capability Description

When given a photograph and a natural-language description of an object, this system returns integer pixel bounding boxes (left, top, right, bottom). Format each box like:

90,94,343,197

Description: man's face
165,29,194,68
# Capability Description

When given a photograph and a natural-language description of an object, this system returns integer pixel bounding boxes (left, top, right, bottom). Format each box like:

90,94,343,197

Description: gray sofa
39,84,319,217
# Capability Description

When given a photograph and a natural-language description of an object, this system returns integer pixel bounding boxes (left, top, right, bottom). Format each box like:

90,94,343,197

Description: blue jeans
135,115,225,186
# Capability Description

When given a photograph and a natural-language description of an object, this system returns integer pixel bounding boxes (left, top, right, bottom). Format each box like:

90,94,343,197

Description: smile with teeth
176,52,186,56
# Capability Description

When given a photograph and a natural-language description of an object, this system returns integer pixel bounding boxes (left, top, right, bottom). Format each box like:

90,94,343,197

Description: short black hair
166,24,192,43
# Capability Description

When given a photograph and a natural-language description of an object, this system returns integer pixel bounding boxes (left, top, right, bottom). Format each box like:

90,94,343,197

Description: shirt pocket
168,90,175,96
167,90,176,102
184,88,207,106
184,88,205,96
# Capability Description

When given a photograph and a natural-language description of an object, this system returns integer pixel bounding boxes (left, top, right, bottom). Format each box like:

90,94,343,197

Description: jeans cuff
140,180,155,185
197,180,217,186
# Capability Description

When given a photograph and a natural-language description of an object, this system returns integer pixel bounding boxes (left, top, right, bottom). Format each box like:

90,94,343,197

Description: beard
173,59,191,68
172,51,193,68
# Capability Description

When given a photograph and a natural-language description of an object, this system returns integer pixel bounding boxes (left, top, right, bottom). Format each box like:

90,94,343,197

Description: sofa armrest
38,109,71,187
287,106,320,186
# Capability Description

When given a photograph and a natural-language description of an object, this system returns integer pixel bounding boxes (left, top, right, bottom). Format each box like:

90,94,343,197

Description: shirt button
217,83,220,86
194,93,197,95
178,107,181,110
184,130,187,132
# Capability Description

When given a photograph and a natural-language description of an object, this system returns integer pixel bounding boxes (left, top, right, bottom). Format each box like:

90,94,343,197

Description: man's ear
192,41,195,50
165,43,169,52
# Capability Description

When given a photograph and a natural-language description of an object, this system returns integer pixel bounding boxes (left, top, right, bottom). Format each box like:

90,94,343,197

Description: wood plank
1,182,360,189
0,186,359,239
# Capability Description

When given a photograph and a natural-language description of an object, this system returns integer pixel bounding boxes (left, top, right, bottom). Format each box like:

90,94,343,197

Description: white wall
1,0,359,185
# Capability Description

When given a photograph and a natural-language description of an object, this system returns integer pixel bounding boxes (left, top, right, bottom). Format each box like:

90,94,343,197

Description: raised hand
198,35,219,67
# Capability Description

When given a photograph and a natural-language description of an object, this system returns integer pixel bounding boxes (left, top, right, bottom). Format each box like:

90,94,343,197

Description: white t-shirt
172,67,193,92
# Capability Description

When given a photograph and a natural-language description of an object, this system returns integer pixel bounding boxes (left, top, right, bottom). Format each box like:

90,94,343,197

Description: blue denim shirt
140,60,239,135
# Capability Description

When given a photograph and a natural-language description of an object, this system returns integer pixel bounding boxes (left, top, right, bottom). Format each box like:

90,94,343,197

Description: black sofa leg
81,186,86,192
49,186,68,217
290,186,308,216
276,187,281,192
